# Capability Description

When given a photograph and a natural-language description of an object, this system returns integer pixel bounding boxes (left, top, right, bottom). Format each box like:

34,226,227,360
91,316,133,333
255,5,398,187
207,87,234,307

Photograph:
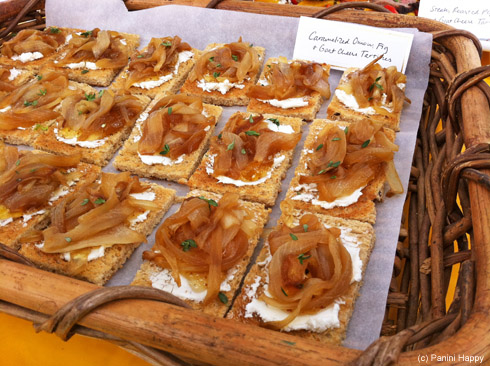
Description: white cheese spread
197,78,245,95
138,153,185,166
258,97,308,109
206,154,285,187
66,61,98,70
12,52,43,63
265,120,295,134
335,90,375,115
291,182,364,209
8,68,22,81
54,128,107,148
150,266,237,303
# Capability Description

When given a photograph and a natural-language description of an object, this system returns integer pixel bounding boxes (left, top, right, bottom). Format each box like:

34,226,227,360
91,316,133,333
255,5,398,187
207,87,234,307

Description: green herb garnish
303,224,308,232
85,93,96,101
330,175,337,179
80,31,92,37
81,69,89,74
231,55,238,61
218,133,222,140
181,239,197,252
81,198,89,206
289,233,298,241
369,76,383,92
168,107,172,115
15,160,20,166
227,140,235,151
30,168,37,173
241,148,246,155
49,27,60,34
316,144,323,151
218,292,228,304
213,72,220,78
199,196,218,208
268,118,280,126
34,124,49,131
159,144,170,155
281,340,296,346
161,41,172,47
137,55,144,58
94,198,106,205
209,56,215,62
281,287,288,297
38,89,47,96
361,139,370,148
344,127,348,135
249,115,254,123
24,100,38,107
328,160,341,168
332,137,341,141
36,75,43,80
98,90,104,98
65,237,72,242
298,253,311,265
245,130,260,136
318,169,326,175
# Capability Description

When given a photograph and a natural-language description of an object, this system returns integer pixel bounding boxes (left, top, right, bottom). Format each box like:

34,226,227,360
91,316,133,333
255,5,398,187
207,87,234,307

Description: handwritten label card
419,0,490,51
293,17,414,73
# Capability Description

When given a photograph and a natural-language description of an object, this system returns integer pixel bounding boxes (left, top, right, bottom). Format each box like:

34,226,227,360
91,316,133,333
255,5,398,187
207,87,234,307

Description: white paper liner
44,0,432,349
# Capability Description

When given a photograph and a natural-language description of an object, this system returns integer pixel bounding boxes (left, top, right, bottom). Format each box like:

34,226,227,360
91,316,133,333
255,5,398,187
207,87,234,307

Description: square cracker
247,57,327,121
327,68,404,132
228,209,375,345
0,27,76,72
113,96,223,183
32,91,150,166
180,43,265,106
48,30,140,87
187,112,303,207
18,181,176,286
0,158,101,250
110,46,201,98
284,119,395,224
132,189,270,317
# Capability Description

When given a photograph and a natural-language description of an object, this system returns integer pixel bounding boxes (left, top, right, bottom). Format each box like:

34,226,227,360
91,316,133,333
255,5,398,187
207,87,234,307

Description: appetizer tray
1,1,489,365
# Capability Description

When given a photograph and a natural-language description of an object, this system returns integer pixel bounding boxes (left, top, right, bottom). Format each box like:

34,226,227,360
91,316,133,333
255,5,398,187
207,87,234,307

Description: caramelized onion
0,68,17,93
41,172,154,254
60,89,145,140
338,57,410,112
300,119,402,201
0,28,67,58
56,28,129,69
125,36,192,89
247,60,331,100
210,113,300,181
262,214,352,329
0,145,81,214
0,70,75,130
143,192,257,304
188,38,259,83
137,94,214,159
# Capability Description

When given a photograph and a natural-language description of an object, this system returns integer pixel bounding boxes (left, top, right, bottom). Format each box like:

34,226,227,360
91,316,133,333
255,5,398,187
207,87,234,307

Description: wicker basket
1,1,489,365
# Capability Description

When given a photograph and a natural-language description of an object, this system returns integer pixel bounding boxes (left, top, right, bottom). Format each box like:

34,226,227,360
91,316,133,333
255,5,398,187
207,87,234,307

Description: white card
419,0,490,51
293,17,414,73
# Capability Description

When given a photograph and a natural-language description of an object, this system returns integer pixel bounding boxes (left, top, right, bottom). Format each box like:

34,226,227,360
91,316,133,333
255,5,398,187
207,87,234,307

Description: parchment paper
45,0,432,350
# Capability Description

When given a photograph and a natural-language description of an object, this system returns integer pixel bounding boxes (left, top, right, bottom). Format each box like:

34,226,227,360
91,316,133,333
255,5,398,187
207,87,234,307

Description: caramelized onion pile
300,118,403,202
56,28,128,69
0,70,74,130
248,59,331,101
27,172,157,254
60,89,145,140
211,114,300,181
125,36,192,89
143,192,258,303
138,94,214,158
0,143,81,214
188,38,259,83
338,56,410,114
262,214,352,329
0,28,67,58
